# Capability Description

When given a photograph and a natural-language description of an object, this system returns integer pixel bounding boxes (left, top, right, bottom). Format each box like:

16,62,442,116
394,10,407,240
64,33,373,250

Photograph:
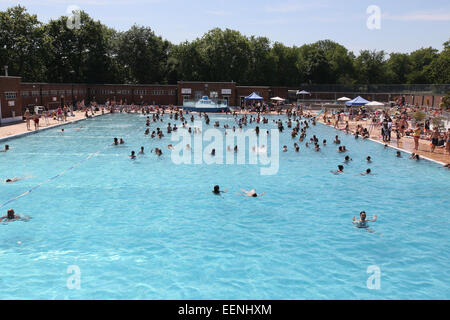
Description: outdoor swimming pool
0,113,449,299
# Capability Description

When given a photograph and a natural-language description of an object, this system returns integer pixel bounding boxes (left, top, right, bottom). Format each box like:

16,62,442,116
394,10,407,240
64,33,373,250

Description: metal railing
295,84,450,94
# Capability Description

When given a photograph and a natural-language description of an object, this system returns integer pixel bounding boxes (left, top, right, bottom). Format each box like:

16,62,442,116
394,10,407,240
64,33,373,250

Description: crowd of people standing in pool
2,106,449,227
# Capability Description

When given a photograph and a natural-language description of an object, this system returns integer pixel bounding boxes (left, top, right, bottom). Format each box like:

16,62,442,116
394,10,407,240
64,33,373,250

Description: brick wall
0,76,22,121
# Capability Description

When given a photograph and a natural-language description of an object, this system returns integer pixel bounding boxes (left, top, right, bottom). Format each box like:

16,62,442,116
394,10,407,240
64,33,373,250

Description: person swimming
239,189,265,197
212,185,227,195
366,156,372,163
5,177,24,183
352,211,377,230
130,151,136,159
360,169,372,176
1,209,30,222
396,151,402,158
1,144,10,152
139,147,145,154
344,155,352,164
331,165,344,174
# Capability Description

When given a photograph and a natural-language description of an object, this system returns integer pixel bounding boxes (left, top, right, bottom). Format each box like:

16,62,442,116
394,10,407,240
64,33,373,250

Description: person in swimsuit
331,165,344,174
1,209,29,222
352,211,377,232
212,185,227,195
413,125,421,151
430,128,440,153
446,129,450,155
360,169,373,176
1,145,9,152
130,151,136,159
24,109,31,130
33,113,40,130
239,189,265,197
5,177,23,183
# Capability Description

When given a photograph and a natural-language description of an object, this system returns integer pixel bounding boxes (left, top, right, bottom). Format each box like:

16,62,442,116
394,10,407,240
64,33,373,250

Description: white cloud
384,11,450,22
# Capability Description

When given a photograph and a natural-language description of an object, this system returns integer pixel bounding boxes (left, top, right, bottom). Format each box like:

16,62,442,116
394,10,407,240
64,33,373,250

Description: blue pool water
0,113,448,300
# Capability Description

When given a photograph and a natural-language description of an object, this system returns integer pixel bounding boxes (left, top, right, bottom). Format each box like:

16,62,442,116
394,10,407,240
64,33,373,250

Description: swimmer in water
5,177,23,183
1,209,30,222
168,144,175,150
344,155,352,164
1,145,10,152
139,147,145,154
366,156,372,163
120,138,125,145
352,211,377,232
396,151,402,158
212,185,227,195
239,189,265,197
113,138,119,145
360,169,373,176
130,151,136,159
331,165,344,174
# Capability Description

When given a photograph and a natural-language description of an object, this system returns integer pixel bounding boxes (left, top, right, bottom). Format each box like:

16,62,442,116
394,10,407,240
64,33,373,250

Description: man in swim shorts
352,211,377,230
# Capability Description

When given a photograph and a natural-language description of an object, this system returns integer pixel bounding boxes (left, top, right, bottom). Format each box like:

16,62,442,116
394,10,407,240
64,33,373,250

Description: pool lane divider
0,114,143,210
0,149,102,210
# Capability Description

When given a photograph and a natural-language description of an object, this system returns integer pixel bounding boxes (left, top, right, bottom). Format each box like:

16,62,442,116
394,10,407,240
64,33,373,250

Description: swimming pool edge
317,122,446,166
0,113,109,143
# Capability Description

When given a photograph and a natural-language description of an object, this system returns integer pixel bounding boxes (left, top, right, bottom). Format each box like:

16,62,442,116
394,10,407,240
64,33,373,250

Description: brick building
0,76,22,124
0,75,447,125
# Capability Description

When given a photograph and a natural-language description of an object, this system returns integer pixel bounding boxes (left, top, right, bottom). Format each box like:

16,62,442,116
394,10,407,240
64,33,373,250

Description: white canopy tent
270,97,285,101
365,101,385,107
337,97,351,102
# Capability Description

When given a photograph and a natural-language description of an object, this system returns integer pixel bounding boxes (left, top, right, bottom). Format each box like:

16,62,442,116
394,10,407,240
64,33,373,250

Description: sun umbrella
270,97,285,101
337,97,351,102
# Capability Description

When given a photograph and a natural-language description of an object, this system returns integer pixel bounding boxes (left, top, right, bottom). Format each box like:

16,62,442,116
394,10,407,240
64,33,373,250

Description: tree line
1,6,449,86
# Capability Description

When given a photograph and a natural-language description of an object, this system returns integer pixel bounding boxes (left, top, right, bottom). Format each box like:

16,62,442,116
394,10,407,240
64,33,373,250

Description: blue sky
1,0,449,54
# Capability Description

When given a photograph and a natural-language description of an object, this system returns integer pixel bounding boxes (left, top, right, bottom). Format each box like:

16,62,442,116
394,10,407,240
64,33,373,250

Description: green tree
271,42,302,86
117,25,169,84
427,40,450,84
386,53,411,84
0,6,47,81
407,47,438,84
45,10,118,83
354,50,388,84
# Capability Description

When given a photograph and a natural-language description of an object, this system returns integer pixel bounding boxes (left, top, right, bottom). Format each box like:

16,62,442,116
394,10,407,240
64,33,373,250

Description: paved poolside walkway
0,111,108,140
316,114,450,165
